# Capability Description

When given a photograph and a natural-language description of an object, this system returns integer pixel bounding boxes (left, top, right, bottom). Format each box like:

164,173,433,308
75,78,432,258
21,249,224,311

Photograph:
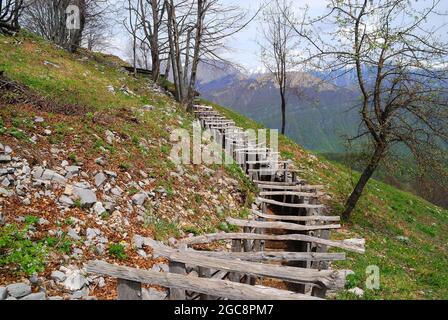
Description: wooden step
87,260,322,300
259,191,322,198
149,241,347,289
253,210,340,222
179,233,365,253
257,197,324,209
187,249,346,263
256,183,325,191
226,218,341,232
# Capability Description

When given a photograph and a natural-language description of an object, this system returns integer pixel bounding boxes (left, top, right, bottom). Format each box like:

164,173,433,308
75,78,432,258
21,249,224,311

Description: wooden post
198,267,216,300
117,278,142,300
229,240,242,282
169,261,186,300
283,162,288,183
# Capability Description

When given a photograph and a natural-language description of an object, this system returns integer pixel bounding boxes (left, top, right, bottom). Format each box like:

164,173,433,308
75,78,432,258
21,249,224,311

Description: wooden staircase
87,104,364,300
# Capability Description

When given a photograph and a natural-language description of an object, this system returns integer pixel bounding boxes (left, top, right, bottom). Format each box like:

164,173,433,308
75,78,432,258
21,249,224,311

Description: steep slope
0,31,447,300
0,32,255,300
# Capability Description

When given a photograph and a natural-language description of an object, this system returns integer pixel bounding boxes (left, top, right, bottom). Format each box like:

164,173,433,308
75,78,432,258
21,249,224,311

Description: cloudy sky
106,0,448,71
106,0,329,70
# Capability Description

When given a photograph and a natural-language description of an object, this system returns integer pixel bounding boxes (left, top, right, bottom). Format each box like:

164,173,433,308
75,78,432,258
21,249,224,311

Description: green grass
108,243,127,260
0,222,48,275
1,31,447,299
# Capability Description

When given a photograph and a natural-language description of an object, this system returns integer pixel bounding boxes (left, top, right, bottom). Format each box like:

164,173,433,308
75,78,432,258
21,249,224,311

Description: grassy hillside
0,31,447,300
204,100,448,300
0,32,255,299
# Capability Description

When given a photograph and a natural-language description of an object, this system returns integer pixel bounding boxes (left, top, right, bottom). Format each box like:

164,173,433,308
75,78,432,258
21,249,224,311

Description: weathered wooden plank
228,239,242,282
246,160,288,165
204,119,234,122
179,233,365,253
252,210,340,222
198,267,216,300
257,197,324,209
249,169,302,174
259,191,322,197
169,261,186,300
87,261,321,300
117,279,142,300
190,250,346,262
255,181,323,187
254,180,299,186
150,245,346,289
226,217,341,232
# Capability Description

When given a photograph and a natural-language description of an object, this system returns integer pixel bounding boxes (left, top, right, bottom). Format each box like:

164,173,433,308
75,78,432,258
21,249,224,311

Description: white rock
0,287,7,300
20,292,46,300
97,277,105,288
64,184,73,196
104,170,117,178
51,270,67,282
132,192,148,206
65,166,80,177
106,85,115,93
0,187,14,197
94,172,107,187
105,130,115,145
348,287,364,297
86,227,101,240
0,155,11,162
73,186,97,207
59,195,74,207
67,228,80,240
63,271,87,291
93,202,106,215
1,177,10,187
111,186,123,196
142,288,167,300
38,217,49,225
6,283,32,298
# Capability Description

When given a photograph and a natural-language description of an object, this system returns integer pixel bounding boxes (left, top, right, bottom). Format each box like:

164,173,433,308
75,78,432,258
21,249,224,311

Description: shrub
0,223,48,275
109,243,127,260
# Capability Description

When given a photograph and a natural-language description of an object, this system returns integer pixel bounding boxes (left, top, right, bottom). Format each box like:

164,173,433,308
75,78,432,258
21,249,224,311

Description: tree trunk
342,144,385,220
280,90,286,135
187,0,204,112
150,0,160,82
165,0,181,101
164,51,171,78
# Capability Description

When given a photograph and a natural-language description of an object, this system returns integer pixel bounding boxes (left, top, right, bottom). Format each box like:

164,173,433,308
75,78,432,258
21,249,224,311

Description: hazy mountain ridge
198,64,360,153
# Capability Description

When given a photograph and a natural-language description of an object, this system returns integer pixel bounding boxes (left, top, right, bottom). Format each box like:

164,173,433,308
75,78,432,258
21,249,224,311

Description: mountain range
197,62,360,153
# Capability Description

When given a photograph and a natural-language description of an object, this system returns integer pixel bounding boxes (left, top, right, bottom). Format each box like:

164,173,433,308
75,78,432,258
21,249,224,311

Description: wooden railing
86,104,364,300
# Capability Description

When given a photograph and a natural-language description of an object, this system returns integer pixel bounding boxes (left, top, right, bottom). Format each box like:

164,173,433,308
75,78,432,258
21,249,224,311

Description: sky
106,0,329,70
105,0,448,71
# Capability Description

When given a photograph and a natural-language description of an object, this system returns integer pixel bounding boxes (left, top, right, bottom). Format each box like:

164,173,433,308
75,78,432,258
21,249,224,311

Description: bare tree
288,0,448,220
165,0,255,108
123,0,167,81
22,0,113,52
124,0,140,75
82,1,117,52
259,0,295,135
139,0,166,82
0,0,24,35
